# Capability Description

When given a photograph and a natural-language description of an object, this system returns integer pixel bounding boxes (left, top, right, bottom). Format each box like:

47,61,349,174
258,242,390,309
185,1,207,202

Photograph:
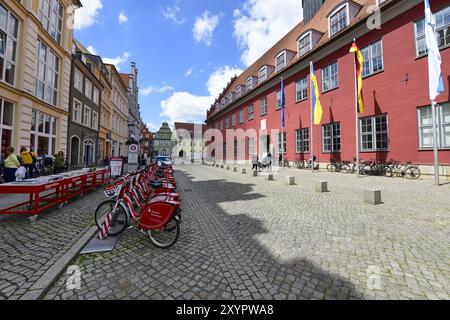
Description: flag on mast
310,63,323,125
425,0,445,100
281,78,286,129
349,41,365,113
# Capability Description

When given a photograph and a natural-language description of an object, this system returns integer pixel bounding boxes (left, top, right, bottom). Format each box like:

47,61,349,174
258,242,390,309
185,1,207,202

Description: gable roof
207,0,379,120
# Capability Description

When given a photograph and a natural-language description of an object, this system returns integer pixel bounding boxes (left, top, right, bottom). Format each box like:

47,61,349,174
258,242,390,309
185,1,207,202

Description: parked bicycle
327,159,350,173
385,160,421,180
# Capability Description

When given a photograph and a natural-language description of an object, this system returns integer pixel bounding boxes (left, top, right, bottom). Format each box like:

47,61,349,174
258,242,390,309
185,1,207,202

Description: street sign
128,144,139,165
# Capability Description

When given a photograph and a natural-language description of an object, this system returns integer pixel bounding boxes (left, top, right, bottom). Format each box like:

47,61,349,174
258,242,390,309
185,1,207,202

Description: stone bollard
233,167,238,172
221,165,224,169
364,189,382,205
252,171,258,177
286,176,296,186
266,174,274,181
241,169,247,174
216,164,220,168
226,166,230,170
316,181,328,193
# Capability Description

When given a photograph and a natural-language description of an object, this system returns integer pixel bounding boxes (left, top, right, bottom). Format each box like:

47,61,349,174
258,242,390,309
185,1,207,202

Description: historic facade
0,0,81,160
154,122,175,157
205,0,450,176
67,41,103,168
173,122,206,163
121,62,142,144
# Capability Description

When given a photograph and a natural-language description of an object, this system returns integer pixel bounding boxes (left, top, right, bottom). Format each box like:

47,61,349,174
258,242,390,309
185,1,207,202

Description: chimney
302,0,325,23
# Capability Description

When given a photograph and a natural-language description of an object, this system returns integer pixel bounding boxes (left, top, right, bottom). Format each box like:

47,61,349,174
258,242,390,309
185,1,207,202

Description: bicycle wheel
340,164,350,174
384,167,394,177
405,167,421,180
95,200,129,237
147,217,180,249
327,164,336,173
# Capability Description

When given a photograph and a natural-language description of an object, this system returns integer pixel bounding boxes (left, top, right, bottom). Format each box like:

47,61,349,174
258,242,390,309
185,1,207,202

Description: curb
20,226,98,300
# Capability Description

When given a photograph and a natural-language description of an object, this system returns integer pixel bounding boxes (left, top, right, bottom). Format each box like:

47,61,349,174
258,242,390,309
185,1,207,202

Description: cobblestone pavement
44,165,449,300
0,190,105,300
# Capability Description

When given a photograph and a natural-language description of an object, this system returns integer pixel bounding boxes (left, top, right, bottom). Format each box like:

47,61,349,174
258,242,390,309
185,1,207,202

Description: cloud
160,66,242,124
193,11,221,46
118,11,128,24
103,52,131,71
233,0,303,66
140,86,174,97
162,4,185,25
86,45,98,55
74,0,103,30
146,123,160,132
185,67,194,77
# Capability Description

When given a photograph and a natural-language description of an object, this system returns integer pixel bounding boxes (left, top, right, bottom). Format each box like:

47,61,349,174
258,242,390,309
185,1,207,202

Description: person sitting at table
3,147,20,183
54,151,66,174
19,147,38,179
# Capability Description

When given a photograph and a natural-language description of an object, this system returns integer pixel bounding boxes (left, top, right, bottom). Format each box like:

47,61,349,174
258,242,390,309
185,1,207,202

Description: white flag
425,0,445,101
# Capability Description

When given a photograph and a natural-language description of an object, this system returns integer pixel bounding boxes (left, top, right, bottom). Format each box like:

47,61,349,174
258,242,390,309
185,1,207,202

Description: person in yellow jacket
3,147,20,183
19,147,38,179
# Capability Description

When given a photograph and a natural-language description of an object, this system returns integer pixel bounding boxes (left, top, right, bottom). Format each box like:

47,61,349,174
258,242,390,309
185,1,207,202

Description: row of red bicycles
94,163,182,249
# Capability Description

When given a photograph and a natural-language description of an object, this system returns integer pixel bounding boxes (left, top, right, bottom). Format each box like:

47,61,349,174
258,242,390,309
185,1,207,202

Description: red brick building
205,0,450,176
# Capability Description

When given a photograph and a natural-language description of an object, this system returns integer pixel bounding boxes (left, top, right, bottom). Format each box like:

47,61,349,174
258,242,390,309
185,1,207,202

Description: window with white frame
0,98,13,160
225,117,229,128
361,40,384,77
36,40,60,105
296,77,308,102
236,86,243,98
227,93,233,104
329,5,348,37
414,5,450,57
83,106,91,127
322,62,339,92
30,110,57,156
418,103,450,149
239,109,244,124
85,79,92,99
232,114,236,127
258,66,268,83
38,0,64,44
276,90,282,110
92,111,99,130
72,99,82,123
322,122,341,152
74,68,83,92
248,137,255,155
93,87,100,105
246,77,254,91
277,132,287,154
0,5,18,86
260,97,268,116
276,51,287,72
248,104,254,120
296,128,309,153
360,114,389,151
298,32,312,57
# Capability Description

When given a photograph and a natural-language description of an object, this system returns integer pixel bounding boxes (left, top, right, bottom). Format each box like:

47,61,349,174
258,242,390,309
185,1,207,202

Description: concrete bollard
220,165,224,169
316,181,328,193
286,176,296,186
241,169,247,174
252,171,258,177
233,167,238,172
226,166,230,170
266,174,274,181
364,189,382,205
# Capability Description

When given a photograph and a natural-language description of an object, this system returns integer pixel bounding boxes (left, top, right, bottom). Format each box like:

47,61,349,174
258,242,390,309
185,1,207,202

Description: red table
0,168,111,216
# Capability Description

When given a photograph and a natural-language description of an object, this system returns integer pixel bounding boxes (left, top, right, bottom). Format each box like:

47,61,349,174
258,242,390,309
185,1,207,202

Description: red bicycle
94,165,181,249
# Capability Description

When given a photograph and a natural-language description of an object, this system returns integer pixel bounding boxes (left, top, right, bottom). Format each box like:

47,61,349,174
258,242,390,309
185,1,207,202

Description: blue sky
74,0,303,131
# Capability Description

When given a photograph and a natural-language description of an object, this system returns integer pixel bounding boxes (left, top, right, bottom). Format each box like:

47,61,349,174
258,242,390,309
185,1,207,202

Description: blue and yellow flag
310,62,323,125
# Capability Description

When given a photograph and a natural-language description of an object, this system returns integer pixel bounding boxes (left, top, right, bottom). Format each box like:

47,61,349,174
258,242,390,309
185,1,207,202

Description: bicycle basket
104,184,121,198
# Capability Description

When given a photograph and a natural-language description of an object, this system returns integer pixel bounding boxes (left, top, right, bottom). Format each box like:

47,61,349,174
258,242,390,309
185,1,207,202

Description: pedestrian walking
267,152,273,171
251,155,258,171
54,151,66,174
19,147,38,179
2,147,20,183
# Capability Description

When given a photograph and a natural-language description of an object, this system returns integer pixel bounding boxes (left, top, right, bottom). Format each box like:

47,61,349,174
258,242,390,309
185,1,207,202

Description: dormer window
246,77,254,91
329,3,350,37
221,98,226,107
258,66,268,83
235,85,243,98
276,51,287,72
298,32,312,57
227,92,234,104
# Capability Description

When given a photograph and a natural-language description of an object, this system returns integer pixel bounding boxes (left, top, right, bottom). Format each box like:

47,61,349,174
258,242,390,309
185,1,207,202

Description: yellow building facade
0,0,81,160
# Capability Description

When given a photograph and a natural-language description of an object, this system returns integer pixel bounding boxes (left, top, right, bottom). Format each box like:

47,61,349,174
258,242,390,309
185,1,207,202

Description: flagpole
281,77,285,169
353,38,360,178
431,100,440,185
310,61,314,173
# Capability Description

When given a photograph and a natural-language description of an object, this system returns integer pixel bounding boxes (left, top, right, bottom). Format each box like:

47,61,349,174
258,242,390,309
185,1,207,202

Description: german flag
349,41,365,113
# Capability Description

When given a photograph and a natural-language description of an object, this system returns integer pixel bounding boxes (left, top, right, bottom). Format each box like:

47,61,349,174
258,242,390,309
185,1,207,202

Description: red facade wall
207,1,450,165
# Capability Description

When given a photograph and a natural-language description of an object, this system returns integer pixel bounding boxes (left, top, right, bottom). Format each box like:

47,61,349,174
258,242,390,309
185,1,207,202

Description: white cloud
193,11,221,46
118,11,128,24
146,123,159,132
185,67,194,77
233,0,303,66
160,66,242,124
162,4,185,25
75,0,103,30
140,86,174,97
86,45,98,55
103,52,131,71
